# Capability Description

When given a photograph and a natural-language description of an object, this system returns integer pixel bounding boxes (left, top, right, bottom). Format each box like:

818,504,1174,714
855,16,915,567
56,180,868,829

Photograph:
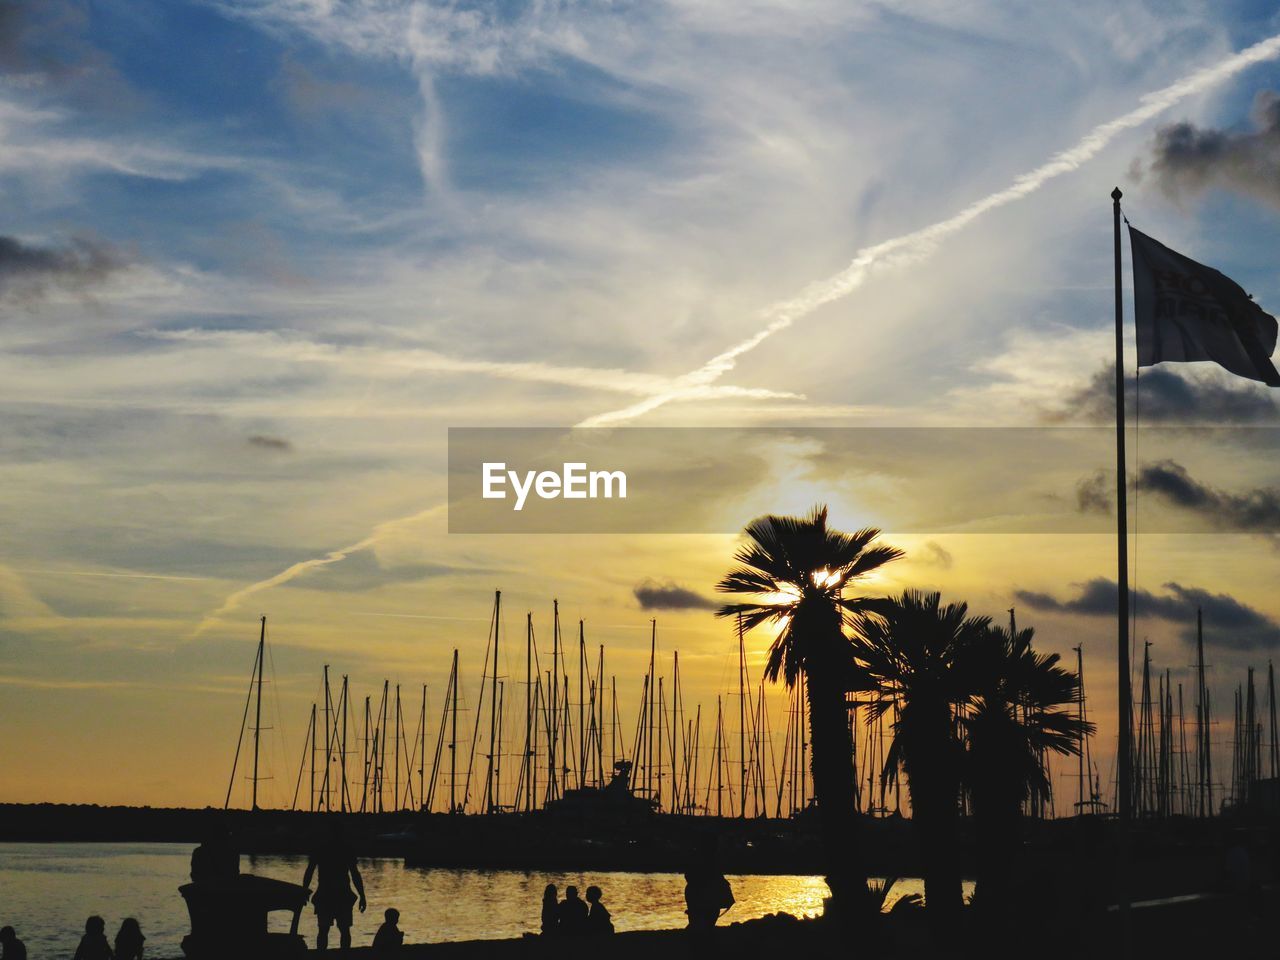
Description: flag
1129,225,1280,386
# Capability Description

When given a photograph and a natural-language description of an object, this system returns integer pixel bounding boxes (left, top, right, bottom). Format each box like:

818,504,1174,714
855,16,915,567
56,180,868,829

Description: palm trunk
905,709,964,934
910,773,963,927
970,752,1022,914
805,665,868,915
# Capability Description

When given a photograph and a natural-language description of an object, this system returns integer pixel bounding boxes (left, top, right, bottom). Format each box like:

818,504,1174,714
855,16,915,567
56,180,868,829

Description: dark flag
1129,225,1280,386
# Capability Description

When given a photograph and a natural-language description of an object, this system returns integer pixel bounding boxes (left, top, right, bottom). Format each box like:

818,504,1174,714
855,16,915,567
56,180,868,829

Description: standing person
0,926,26,960
371,908,404,956
584,886,613,935
684,836,734,933
555,886,588,936
114,919,145,960
72,916,113,960
539,884,559,936
301,825,367,952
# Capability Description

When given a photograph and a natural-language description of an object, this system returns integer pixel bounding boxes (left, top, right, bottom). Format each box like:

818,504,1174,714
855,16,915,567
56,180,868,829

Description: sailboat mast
525,612,534,812
361,696,370,812
310,702,317,812
322,664,332,811
648,620,656,801
738,614,746,819
340,676,350,812
489,591,501,812
450,649,459,814
579,620,586,790
395,684,402,810
251,615,266,811
1269,661,1279,780
420,683,427,811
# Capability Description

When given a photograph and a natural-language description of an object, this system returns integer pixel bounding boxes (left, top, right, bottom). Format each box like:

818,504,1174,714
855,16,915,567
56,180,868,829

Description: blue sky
5,0,1280,805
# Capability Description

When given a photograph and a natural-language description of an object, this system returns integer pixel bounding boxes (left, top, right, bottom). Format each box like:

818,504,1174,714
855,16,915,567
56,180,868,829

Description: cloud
633,579,716,611
1134,459,1280,530
1050,364,1277,424
191,503,447,635
1015,576,1280,650
247,434,291,451
919,541,954,569
1076,469,1113,515
279,548,461,592
0,234,125,301
577,31,1280,427
153,328,801,404
1139,90,1280,207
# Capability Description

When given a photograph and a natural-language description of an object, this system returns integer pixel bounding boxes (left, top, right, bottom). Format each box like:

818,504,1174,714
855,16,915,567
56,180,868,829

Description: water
0,843,852,957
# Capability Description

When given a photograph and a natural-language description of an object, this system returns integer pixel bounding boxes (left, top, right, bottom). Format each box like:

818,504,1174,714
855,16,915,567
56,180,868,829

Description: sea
0,842,956,956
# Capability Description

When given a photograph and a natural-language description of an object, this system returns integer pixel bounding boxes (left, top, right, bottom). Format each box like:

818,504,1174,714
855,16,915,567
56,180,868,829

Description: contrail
191,503,448,636
155,328,801,403
578,33,1280,428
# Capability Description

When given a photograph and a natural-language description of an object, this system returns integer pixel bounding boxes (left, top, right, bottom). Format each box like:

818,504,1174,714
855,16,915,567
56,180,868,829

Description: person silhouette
555,885,588,936
72,916,113,960
114,918,145,960
0,926,27,960
302,824,367,952
372,907,403,956
585,886,613,935
684,836,734,933
540,884,559,936
190,827,238,885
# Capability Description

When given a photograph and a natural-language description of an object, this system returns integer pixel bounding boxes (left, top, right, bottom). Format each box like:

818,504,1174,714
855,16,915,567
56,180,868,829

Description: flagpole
1112,186,1133,934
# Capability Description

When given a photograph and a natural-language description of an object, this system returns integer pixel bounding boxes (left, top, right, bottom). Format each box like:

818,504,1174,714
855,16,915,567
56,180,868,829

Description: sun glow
812,567,843,589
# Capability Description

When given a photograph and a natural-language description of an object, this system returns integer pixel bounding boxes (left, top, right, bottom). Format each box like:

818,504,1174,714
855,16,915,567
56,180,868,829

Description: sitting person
556,885,589,936
372,908,404,955
73,916,113,960
114,918,145,960
585,886,614,935
0,926,27,960
540,884,559,936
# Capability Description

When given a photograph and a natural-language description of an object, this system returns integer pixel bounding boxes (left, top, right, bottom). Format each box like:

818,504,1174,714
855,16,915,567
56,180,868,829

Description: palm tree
848,589,990,932
963,622,1091,913
716,505,903,917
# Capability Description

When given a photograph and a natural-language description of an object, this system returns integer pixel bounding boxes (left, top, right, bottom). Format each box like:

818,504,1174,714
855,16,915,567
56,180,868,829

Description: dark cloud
1135,459,1280,531
247,435,292,452
1076,470,1112,516
919,541,954,569
1016,577,1280,650
1137,91,1280,208
1049,364,1277,425
0,1,142,112
0,235,126,302
634,579,716,611
0,1,25,70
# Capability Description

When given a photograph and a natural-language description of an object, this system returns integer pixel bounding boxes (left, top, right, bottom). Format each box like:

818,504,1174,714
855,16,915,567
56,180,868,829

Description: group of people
0,917,145,960
540,884,613,936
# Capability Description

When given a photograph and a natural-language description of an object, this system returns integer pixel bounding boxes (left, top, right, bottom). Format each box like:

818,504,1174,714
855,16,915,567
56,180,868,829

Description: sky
4,0,1280,809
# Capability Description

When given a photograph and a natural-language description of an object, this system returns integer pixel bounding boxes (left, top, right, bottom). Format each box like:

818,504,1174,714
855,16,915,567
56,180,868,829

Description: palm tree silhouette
964,622,1091,913
848,589,990,934
716,505,902,918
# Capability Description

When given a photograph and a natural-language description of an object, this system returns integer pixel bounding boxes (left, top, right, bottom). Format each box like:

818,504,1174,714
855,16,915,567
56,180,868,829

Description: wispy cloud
191,502,449,636
578,32,1280,427
152,328,801,403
